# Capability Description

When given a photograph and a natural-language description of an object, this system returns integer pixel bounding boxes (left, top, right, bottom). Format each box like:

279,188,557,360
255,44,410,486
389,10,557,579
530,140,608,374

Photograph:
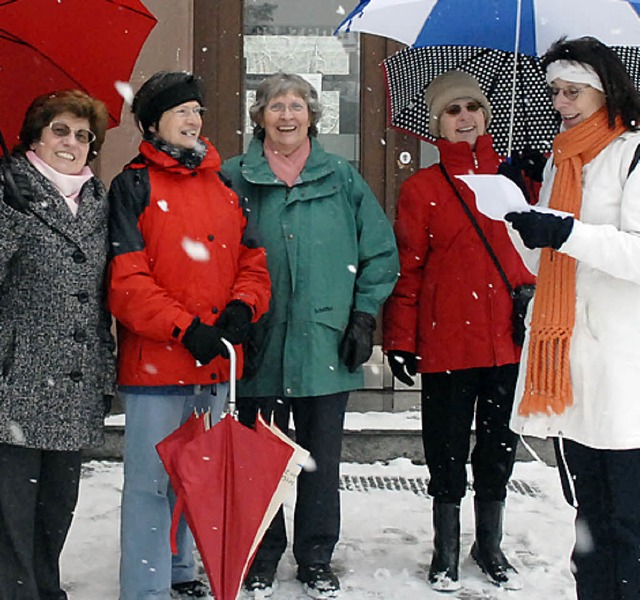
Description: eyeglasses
547,85,590,101
443,101,482,116
170,106,207,118
266,101,307,114
48,121,96,144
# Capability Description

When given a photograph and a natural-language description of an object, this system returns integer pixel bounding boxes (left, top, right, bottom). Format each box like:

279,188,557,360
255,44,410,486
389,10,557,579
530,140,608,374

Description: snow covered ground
61,458,577,599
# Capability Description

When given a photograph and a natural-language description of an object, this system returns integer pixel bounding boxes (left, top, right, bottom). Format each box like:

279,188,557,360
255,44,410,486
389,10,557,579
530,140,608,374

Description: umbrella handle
221,338,236,414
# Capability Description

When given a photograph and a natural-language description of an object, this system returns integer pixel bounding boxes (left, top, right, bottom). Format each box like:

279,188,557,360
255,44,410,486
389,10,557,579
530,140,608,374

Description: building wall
94,0,193,187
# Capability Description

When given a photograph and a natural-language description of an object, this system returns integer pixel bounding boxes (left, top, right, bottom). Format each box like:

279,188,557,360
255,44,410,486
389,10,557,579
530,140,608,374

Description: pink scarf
26,150,93,216
264,137,310,187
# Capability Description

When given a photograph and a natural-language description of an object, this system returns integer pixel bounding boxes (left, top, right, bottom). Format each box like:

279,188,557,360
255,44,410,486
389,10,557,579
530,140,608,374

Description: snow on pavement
61,458,576,599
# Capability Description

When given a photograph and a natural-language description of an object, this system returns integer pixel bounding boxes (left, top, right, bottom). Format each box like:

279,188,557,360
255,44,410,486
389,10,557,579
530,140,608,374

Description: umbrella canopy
383,44,640,156
336,0,640,55
337,0,640,155
156,343,310,600
0,0,157,149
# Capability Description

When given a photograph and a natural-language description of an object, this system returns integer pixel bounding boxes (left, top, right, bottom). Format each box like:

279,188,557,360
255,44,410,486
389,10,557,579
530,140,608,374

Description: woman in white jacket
505,37,640,600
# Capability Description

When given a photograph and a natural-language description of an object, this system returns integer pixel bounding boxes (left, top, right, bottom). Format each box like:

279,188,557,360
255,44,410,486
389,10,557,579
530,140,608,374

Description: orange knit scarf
519,108,626,416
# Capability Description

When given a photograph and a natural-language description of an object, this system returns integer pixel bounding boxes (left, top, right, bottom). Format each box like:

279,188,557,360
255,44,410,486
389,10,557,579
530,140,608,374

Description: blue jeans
118,385,228,600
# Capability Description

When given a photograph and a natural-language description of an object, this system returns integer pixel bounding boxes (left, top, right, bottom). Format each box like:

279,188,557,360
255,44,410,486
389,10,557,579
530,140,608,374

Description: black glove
182,317,229,365
517,147,547,183
215,300,252,345
497,159,529,202
1,163,32,213
387,350,417,386
339,311,376,373
505,210,574,250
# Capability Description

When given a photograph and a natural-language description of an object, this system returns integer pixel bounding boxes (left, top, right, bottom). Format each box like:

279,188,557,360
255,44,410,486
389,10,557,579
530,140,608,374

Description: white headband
545,60,604,92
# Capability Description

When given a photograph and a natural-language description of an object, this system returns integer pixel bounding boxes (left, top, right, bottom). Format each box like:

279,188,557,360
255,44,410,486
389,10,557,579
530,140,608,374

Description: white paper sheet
456,174,571,221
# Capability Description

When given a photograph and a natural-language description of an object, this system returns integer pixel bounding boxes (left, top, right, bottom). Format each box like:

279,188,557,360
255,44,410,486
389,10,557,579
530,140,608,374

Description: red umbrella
0,0,157,149
156,343,310,600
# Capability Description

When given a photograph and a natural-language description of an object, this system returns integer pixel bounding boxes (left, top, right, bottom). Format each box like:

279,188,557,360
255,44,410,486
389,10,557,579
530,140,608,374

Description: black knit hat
132,71,204,132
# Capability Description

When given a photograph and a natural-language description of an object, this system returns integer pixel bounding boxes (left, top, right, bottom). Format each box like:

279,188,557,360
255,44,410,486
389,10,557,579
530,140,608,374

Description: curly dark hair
542,36,640,131
16,89,109,162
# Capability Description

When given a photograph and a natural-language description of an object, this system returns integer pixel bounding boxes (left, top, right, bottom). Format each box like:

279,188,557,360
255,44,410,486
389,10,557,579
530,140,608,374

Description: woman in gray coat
0,90,115,600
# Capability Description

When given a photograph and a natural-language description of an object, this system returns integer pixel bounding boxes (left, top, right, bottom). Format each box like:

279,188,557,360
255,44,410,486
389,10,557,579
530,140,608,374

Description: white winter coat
510,130,640,450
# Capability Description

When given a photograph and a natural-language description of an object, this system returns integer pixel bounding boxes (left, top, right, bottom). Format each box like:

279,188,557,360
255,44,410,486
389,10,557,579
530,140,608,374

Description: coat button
287,234,294,240
212,307,219,314
69,370,83,382
77,291,89,303
208,234,214,241
74,329,87,343
72,250,86,263
210,373,217,380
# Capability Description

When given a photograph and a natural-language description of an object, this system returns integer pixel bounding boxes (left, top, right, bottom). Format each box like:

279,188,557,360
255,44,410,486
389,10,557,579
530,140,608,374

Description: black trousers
420,364,519,503
555,438,640,600
237,392,348,567
0,443,81,600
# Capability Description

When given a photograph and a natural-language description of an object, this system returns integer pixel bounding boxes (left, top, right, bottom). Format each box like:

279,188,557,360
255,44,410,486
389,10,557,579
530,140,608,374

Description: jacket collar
240,136,335,186
437,134,500,175
13,155,106,247
138,137,221,174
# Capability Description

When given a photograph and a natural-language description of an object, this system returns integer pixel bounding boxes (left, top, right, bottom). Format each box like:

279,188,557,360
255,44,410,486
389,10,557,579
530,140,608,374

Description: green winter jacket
222,137,399,398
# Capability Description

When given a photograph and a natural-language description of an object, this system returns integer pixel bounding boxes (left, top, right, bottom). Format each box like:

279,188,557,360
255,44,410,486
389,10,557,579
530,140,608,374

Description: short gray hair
249,72,323,137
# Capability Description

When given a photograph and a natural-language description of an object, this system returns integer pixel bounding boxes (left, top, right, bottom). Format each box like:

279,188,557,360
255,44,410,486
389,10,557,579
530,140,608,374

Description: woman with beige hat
384,70,533,592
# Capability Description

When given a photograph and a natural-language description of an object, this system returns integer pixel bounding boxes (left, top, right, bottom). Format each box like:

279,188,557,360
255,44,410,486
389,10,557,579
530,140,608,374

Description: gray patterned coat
0,156,115,451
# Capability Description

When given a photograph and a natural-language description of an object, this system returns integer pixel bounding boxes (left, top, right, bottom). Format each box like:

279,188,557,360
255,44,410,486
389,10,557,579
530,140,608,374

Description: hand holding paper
456,174,571,221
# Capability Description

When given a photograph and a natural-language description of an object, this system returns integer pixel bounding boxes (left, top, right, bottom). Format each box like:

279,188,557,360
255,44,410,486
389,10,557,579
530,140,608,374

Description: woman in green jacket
222,72,398,599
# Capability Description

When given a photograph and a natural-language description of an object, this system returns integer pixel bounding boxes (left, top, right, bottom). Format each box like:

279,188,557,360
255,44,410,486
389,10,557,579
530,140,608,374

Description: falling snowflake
182,237,210,262
157,199,169,212
115,81,134,105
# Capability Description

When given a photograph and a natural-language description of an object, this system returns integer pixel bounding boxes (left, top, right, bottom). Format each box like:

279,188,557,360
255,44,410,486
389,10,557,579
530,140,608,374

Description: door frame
193,0,420,218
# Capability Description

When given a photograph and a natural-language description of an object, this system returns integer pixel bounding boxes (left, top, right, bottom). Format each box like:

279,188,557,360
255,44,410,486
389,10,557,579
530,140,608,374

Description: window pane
243,0,360,166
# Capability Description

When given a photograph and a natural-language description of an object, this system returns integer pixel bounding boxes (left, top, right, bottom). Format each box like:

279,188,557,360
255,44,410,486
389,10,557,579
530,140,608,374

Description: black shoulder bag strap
438,162,515,297
627,143,640,179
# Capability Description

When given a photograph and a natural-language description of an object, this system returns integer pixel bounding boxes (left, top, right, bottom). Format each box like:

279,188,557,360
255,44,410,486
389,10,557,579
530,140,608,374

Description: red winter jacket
107,139,271,386
383,135,535,373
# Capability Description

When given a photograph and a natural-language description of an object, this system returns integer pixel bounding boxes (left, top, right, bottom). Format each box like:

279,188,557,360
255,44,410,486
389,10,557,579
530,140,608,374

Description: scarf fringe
519,330,573,416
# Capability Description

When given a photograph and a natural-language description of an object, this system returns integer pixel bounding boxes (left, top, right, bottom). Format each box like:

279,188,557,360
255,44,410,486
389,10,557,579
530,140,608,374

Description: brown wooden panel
193,0,243,160
360,36,420,221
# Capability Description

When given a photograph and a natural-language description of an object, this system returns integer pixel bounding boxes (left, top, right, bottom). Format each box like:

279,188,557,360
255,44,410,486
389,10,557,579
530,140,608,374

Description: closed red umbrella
0,0,157,148
156,342,310,600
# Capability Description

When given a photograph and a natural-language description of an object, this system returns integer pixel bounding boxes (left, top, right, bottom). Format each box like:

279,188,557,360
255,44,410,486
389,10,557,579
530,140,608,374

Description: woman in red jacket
383,71,534,593
108,71,271,600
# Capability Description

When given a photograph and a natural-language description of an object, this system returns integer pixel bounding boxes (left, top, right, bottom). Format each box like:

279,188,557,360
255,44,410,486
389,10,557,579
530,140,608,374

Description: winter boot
427,501,462,592
243,560,279,598
470,499,522,590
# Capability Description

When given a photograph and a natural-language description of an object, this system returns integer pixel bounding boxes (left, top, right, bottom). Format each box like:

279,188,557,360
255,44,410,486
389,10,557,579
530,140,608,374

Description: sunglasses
443,101,482,116
48,121,96,144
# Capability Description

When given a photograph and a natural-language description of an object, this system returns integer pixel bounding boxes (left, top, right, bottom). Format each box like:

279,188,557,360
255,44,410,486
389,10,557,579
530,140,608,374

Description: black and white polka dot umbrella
382,45,640,156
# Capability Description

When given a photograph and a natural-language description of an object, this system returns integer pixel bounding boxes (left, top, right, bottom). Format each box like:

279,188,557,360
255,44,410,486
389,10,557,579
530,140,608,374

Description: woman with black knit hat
383,70,533,592
107,71,271,599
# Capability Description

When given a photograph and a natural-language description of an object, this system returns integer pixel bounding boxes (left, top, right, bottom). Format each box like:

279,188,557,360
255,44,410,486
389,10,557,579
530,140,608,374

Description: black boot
428,501,461,592
471,499,522,590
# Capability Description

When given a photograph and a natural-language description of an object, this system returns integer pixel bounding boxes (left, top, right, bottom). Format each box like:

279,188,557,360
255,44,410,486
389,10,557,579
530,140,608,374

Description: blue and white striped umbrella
336,0,640,156
336,0,640,56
